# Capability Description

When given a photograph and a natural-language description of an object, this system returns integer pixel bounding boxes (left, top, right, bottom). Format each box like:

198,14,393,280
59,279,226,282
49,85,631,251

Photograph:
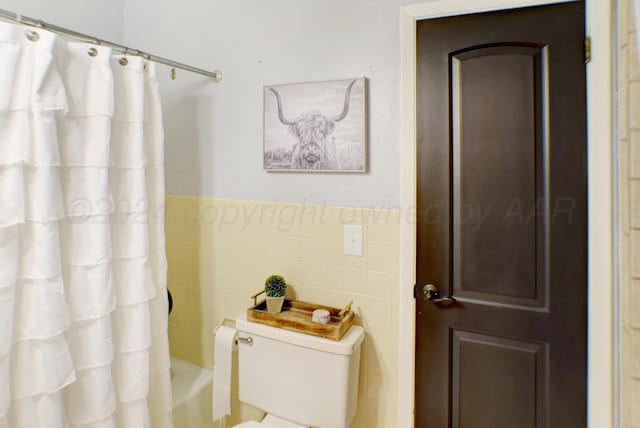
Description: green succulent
265,274,287,298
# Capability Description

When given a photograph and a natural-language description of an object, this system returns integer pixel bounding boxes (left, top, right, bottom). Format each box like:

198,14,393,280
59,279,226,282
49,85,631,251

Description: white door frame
398,0,614,426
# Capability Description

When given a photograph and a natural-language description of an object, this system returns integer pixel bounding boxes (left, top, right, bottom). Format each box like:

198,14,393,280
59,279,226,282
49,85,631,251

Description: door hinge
584,37,591,64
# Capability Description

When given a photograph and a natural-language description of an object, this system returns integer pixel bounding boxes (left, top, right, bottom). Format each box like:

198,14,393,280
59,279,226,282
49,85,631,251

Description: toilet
233,313,365,428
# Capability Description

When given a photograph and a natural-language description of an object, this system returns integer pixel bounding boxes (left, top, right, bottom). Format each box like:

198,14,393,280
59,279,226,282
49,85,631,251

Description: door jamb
398,1,614,426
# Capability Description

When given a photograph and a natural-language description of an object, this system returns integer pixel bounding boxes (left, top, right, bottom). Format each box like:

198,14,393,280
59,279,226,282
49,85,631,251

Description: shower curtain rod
0,8,222,82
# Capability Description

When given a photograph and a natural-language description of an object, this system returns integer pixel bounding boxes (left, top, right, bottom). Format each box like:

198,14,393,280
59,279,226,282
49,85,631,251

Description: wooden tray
247,292,354,341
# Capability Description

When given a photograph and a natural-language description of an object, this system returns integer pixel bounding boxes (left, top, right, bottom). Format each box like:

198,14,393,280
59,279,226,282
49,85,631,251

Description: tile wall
618,1,640,426
165,196,401,427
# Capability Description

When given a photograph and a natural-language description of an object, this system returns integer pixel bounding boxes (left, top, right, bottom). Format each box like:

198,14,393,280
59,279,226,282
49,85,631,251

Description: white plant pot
266,296,285,314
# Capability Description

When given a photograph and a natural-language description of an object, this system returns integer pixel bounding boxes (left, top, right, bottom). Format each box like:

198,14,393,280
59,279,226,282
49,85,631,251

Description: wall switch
343,225,363,256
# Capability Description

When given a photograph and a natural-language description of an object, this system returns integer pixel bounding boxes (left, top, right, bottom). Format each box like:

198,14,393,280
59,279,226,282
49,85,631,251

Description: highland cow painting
264,78,366,172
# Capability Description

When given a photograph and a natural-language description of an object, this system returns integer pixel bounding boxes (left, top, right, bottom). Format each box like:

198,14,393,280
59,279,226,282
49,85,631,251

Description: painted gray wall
0,0,124,42
0,0,427,207
123,0,428,207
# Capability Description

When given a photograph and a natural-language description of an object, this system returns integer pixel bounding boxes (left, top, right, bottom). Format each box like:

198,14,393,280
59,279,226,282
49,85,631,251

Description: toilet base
232,414,308,428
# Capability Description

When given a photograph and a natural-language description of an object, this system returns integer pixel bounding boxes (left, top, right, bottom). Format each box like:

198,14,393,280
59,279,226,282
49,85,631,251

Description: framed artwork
263,77,366,172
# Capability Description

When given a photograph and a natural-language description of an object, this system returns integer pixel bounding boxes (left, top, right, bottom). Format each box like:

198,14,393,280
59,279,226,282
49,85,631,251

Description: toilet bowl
232,313,364,428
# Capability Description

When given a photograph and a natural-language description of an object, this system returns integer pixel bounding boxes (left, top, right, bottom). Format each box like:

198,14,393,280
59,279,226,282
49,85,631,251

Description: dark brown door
415,3,587,428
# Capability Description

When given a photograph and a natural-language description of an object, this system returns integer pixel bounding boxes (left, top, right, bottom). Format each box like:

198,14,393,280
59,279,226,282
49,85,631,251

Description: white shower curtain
0,21,173,428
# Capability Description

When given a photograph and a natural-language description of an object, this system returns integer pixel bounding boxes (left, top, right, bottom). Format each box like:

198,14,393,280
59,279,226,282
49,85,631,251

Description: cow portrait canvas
263,78,366,172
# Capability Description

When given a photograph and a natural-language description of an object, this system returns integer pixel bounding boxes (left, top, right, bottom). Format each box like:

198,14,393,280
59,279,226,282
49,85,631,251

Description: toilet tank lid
235,313,364,356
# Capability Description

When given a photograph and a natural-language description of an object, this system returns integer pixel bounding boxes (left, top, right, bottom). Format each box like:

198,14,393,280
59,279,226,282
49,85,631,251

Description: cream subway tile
319,240,367,269
357,362,368,409
182,260,202,287
209,229,246,251
166,263,182,287
632,330,640,379
630,37,640,81
367,223,400,248
358,209,401,227
165,195,198,225
633,231,640,278
243,235,275,257
633,280,640,329
632,132,640,178
273,213,328,240
622,234,631,300
250,255,294,279
199,220,216,249
630,81,640,130
172,244,200,268
168,327,191,362
622,138,631,232
628,5,637,36
632,181,640,229
620,0,630,47
292,286,351,309
623,42,631,84
622,77,630,140
623,281,631,329
318,222,344,242
364,340,397,377
366,271,394,299
170,221,203,247
367,246,399,274
311,265,344,291
349,405,367,428
216,273,263,299
343,268,367,295
324,206,365,223
390,274,401,300
623,329,631,383
290,238,325,262
212,252,265,276
164,220,178,243
357,296,394,324
363,399,398,428
362,321,394,351
198,246,215,269
275,261,323,291
269,235,308,261
315,214,345,228
366,373,397,403
633,379,640,427
623,377,633,427
199,267,215,288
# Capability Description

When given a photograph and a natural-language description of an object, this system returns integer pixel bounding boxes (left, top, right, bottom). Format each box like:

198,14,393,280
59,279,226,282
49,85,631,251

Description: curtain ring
35,20,44,28
26,30,39,42
15,13,23,24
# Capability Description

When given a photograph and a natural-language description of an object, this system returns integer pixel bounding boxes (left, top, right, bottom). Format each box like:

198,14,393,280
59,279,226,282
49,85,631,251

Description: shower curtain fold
0,20,173,428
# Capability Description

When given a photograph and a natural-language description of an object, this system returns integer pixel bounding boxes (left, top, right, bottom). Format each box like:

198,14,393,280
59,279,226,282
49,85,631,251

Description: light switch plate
343,225,363,256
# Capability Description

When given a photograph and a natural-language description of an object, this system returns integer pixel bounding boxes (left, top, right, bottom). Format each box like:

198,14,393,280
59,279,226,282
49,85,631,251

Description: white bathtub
171,358,219,428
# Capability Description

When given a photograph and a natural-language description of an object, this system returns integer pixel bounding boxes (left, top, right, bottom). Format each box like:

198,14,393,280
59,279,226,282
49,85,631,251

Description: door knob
423,284,456,305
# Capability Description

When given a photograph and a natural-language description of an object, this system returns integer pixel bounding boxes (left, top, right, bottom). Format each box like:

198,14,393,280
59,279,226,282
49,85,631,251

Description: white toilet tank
235,313,365,428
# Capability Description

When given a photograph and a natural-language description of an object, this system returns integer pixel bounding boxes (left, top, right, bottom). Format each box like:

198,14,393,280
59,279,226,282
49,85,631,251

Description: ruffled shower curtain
0,21,173,428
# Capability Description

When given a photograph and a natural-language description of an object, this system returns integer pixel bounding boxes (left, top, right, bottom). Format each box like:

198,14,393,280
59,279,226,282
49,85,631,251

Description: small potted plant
265,274,287,314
